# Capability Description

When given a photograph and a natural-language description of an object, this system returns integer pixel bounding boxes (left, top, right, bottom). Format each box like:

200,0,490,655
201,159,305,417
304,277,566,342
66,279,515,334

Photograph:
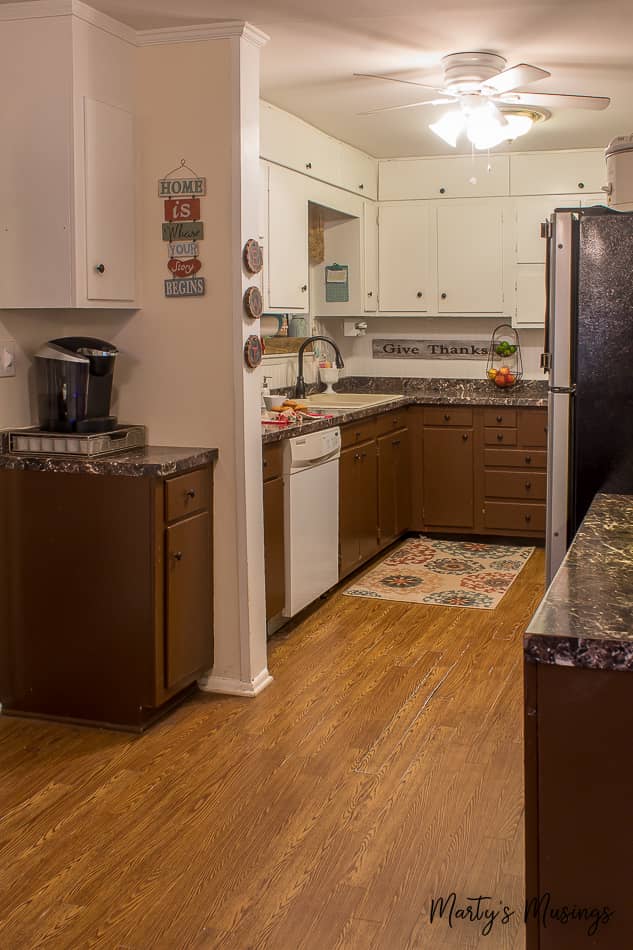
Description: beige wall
0,27,270,695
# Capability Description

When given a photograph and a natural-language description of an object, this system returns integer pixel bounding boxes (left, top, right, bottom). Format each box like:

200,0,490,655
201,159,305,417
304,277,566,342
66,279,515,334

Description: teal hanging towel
325,263,349,303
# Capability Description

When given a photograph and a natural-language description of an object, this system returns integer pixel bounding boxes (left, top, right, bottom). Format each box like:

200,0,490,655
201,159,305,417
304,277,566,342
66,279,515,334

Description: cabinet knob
525,455,532,464
439,187,446,194
358,183,364,190
354,453,360,461
416,291,423,298
578,182,585,189
392,439,401,447
173,551,183,560
95,264,105,274
306,162,312,169
525,514,532,523
462,433,469,441
361,451,367,459
185,488,196,499
525,481,532,490
263,459,268,468
301,284,308,292
441,293,447,300
355,431,362,439
444,413,450,421
497,433,504,441
496,415,503,423
367,291,373,297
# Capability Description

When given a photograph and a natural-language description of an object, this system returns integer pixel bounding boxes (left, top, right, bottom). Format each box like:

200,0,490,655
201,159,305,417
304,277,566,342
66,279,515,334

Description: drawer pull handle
417,291,423,298
497,433,504,441
392,439,401,447
525,481,532,490
173,551,183,561
444,413,450,421
355,431,362,438
525,455,532,464
361,451,367,459
462,433,469,441
496,415,502,423
186,488,196,499
525,514,532,523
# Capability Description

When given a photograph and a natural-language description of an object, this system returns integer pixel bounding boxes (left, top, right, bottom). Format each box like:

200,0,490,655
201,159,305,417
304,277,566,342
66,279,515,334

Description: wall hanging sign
325,263,349,303
160,160,206,297
243,286,263,319
372,339,490,360
243,239,263,275
244,334,263,368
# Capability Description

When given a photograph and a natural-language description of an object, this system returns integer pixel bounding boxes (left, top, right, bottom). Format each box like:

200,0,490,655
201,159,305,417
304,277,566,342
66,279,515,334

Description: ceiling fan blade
483,63,550,94
359,98,455,116
353,72,443,92
498,91,611,111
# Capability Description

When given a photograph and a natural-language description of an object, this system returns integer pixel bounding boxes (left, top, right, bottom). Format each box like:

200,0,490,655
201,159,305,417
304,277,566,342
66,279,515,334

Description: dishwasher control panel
283,427,341,473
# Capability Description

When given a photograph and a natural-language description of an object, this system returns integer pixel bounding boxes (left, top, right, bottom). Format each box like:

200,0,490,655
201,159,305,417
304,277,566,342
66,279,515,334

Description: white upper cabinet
515,195,581,263
379,155,510,201
362,201,378,312
0,6,136,309
260,102,378,200
515,264,547,329
510,150,606,196
378,203,433,312
267,165,309,311
437,201,505,313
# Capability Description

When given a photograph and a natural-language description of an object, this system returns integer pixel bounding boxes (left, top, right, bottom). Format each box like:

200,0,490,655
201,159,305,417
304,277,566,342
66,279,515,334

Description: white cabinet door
85,98,135,302
363,201,378,312
510,150,605,196
380,155,509,201
437,201,504,313
378,203,432,312
516,195,581,264
267,165,309,311
515,263,547,328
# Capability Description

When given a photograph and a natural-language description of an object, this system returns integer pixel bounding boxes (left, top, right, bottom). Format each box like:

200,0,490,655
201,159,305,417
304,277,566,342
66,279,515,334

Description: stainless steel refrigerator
543,206,633,583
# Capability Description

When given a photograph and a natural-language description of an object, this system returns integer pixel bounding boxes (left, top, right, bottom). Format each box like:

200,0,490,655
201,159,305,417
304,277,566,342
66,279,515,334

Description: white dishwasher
282,427,341,617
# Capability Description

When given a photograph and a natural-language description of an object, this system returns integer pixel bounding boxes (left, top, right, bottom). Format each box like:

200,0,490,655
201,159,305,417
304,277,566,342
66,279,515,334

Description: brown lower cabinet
0,464,214,731
377,428,410,545
339,439,379,577
525,661,633,947
262,443,285,620
422,425,474,528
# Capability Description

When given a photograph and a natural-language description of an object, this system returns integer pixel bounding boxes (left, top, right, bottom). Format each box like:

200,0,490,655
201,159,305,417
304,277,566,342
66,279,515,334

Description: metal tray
7,425,146,457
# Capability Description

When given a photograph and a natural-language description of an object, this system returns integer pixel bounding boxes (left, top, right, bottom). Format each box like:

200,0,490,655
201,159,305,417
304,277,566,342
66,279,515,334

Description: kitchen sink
302,393,401,410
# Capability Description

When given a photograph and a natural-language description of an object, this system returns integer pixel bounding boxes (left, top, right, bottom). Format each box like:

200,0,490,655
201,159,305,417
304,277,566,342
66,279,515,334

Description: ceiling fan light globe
429,110,465,147
502,112,534,137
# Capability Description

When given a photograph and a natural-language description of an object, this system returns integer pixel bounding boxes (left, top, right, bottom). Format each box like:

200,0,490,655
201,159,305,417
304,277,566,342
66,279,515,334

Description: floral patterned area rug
344,536,535,610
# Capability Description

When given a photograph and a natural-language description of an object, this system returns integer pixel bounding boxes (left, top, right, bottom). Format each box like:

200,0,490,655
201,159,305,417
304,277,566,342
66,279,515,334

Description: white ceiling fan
355,52,610,149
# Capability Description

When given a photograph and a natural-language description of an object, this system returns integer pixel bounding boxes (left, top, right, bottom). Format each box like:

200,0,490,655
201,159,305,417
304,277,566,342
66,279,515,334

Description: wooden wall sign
160,161,207,297
372,339,490,360
243,286,263,319
164,198,201,222
244,334,263,367
243,239,263,275
165,277,206,297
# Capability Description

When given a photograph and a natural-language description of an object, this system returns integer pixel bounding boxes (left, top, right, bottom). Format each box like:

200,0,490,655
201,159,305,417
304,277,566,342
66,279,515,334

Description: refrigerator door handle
541,218,552,373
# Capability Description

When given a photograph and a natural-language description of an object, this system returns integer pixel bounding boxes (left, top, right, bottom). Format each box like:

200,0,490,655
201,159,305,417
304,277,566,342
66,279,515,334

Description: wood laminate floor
0,547,545,950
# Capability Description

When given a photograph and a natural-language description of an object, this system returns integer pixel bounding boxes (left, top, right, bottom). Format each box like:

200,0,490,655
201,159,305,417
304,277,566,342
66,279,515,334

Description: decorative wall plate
244,334,263,368
243,239,264,275
243,286,263,319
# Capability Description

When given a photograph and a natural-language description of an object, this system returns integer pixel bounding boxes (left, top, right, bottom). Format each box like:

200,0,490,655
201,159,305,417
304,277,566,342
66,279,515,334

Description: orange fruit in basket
506,373,515,385
494,374,507,387
498,366,510,375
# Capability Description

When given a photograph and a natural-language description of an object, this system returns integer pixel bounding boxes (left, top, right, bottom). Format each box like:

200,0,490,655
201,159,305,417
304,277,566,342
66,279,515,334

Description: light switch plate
0,341,16,378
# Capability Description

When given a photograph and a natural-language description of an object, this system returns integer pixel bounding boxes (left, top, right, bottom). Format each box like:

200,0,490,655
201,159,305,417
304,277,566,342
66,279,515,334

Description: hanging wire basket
485,324,523,389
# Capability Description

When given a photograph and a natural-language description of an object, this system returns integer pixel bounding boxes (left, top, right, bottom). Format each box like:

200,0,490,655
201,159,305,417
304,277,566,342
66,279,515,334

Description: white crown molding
0,0,136,44
136,20,269,48
198,668,273,697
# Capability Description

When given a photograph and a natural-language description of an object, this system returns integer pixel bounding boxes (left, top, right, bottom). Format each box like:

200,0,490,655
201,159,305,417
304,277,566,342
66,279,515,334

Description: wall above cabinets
0,6,137,309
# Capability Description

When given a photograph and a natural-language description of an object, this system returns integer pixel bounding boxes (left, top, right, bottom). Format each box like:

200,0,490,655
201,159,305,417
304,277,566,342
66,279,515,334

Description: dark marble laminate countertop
0,445,218,477
525,494,633,671
262,377,547,444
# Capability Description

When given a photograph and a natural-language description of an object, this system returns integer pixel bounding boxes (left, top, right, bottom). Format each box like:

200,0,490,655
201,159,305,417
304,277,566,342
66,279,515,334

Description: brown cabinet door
357,441,379,563
378,429,410,544
166,511,213,690
339,445,360,577
263,476,285,619
518,408,548,447
423,427,474,528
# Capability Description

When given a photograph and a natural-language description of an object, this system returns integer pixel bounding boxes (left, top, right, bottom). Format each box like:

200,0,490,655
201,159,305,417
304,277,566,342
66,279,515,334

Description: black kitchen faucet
294,336,345,398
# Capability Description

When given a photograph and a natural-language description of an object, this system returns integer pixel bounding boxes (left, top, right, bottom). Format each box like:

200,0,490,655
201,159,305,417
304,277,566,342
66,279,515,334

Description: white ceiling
9,0,633,156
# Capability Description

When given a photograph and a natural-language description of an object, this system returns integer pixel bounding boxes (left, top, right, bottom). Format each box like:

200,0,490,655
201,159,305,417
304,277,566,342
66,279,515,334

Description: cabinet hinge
541,220,552,240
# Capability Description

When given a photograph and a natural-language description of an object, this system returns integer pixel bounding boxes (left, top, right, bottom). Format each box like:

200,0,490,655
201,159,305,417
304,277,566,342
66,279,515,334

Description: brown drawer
375,408,407,437
165,468,210,522
484,501,546,533
484,427,518,446
484,470,546,501
518,409,548,447
262,441,283,481
424,407,473,427
483,408,517,428
341,417,376,448
484,448,547,470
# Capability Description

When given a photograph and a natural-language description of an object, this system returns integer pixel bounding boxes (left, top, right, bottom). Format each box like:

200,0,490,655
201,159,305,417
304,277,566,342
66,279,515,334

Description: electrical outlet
0,341,16,378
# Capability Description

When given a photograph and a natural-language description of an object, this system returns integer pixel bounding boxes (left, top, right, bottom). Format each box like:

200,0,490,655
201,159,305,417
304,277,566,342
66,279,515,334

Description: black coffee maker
35,337,118,433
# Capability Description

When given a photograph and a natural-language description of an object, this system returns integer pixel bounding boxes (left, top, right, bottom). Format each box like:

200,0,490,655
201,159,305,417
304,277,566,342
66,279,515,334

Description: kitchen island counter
524,492,633,670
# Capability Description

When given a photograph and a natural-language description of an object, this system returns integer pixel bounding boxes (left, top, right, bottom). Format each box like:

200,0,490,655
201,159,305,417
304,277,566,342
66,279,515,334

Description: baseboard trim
198,668,273,697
